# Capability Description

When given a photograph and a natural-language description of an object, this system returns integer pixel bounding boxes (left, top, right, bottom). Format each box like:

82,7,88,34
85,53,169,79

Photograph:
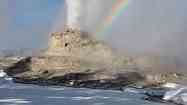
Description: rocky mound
2,28,187,90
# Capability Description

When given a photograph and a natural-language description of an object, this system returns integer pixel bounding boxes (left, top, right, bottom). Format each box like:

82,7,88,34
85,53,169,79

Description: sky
0,0,64,50
0,0,187,61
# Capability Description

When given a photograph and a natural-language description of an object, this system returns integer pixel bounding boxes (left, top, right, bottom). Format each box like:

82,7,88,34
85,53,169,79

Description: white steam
53,0,187,72
63,0,114,32
66,0,81,29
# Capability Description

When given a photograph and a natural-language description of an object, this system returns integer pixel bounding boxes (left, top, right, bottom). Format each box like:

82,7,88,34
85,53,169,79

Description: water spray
66,0,81,29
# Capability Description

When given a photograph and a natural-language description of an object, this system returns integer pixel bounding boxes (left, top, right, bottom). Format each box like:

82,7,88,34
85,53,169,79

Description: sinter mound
4,28,187,89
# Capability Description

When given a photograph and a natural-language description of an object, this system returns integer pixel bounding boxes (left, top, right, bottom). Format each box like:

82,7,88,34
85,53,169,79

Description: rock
0,57,23,69
8,59,145,90
5,57,31,76
3,28,187,91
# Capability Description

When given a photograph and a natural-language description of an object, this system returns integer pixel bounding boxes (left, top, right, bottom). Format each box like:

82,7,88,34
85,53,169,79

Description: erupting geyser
46,0,83,56
66,0,81,29
3,1,187,100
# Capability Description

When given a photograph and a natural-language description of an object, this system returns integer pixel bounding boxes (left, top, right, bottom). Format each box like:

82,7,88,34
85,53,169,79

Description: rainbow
96,0,130,38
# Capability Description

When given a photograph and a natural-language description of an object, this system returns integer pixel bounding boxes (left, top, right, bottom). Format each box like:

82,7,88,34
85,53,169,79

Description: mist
103,0,187,71
53,0,187,72
105,0,186,54
0,0,187,71
55,0,187,58
52,0,115,32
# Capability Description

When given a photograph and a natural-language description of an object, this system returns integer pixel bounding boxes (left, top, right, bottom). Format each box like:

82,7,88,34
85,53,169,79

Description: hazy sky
0,0,64,50
0,0,186,59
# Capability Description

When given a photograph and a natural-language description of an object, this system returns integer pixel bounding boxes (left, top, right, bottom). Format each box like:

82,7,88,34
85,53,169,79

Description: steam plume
66,0,81,29
49,0,187,73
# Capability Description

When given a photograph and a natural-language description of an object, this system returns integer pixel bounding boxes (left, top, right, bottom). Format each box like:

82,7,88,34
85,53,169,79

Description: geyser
2,0,187,95
66,0,81,29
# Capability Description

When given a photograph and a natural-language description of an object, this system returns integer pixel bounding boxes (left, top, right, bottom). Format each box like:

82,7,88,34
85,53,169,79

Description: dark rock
10,67,144,90
4,57,31,76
